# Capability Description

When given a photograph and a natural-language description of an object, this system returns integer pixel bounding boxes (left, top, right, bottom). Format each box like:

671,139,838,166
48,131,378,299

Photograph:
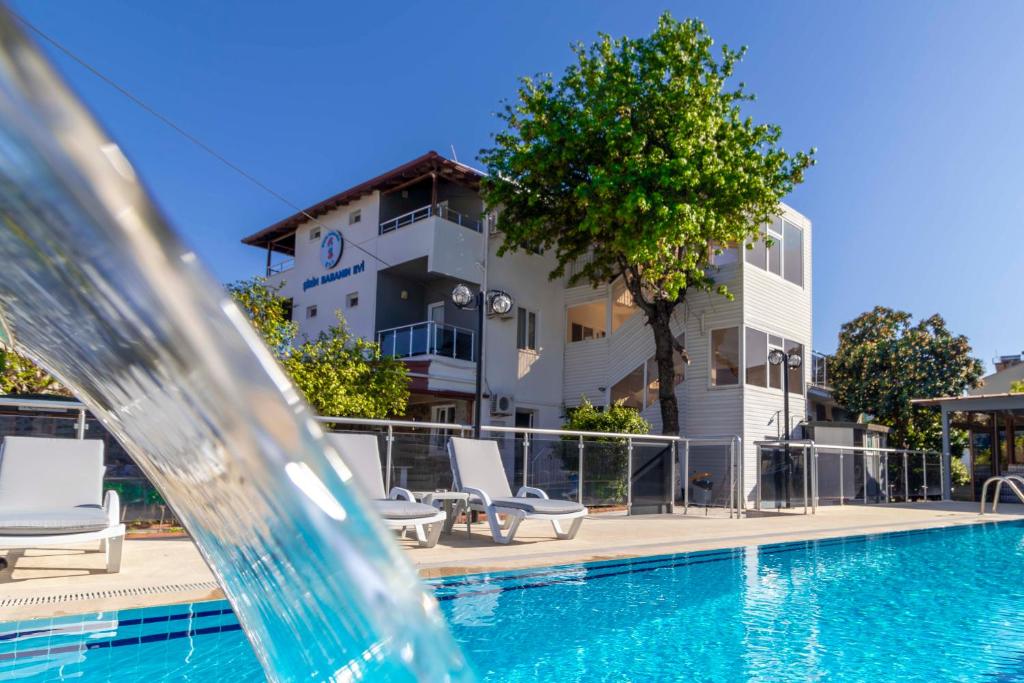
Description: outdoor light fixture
451,284,517,437
769,347,804,493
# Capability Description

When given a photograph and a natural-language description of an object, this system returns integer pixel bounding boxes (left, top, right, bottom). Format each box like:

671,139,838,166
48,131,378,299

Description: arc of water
0,10,471,682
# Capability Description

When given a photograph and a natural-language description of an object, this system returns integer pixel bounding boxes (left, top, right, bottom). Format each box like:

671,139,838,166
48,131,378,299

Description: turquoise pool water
4,521,1024,681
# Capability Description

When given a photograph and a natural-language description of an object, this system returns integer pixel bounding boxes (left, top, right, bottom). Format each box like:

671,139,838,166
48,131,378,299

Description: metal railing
0,395,87,438
315,415,744,517
376,320,475,361
266,258,294,276
754,439,945,514
979,475,1024,514
378,203,482,235
810,351,830,388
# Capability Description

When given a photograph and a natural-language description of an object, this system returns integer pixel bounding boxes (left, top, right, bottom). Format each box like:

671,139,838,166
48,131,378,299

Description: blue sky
13,1,1023,370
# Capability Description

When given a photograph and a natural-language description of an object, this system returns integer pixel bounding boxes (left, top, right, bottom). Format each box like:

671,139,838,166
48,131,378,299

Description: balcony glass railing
266,258,294,276
376,321,475,361
378,203,482,235
810,351,830,388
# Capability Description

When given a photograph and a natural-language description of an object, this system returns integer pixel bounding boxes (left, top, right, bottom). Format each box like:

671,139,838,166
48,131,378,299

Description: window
566,301,606,342
710,241,739,266
783,221,803,286
711,327,740,386
744,326,805,394
645,357,660,407
346,292,359,309
745,328,767,387
348,209,361,225
611,278,636,332
517,307,537,351
610,365,645,410
672,332,686,384
747,218,804,287
306,305,317,319
310,227,321,241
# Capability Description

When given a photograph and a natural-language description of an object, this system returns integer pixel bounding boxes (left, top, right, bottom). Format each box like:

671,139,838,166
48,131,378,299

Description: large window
746,218,804,287
612,333,686,410
745,326,804,394
711,327,740,386
566,301,607,342
710,241,739,267
611,278,636,332
783,221,803,286
610,365,645,410
517,307,538,351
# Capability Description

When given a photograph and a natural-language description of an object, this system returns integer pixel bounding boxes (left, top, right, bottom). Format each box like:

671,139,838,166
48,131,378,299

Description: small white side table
415,490,471,535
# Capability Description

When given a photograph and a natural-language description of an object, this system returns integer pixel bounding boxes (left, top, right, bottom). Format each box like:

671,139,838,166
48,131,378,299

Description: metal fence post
812,444,818,514
922,453,928,499
729,439,736,519
683,439,690,514
75,408,86,439
863,451,869,504
384,424,394,491
754,443,761,512
883,453,889,503
903,451,909,502
577,435,585,504
522,432,530,488
668,440,676,514
803,447,809,515
626,436,633,515
839,451,845,505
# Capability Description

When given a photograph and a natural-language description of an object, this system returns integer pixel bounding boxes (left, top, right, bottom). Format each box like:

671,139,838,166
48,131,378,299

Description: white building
242,151,813,503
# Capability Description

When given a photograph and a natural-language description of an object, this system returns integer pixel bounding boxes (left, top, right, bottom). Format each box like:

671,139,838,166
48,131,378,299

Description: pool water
4,521,1024,681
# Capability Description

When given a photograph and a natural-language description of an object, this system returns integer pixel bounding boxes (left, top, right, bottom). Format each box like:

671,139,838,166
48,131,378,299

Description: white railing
266,258,294,276
754,439,946,514
315,414,743,517
378,203,482,235
376,320,475,361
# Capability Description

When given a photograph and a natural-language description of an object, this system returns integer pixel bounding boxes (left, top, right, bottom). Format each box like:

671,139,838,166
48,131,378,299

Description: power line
11,10,392,268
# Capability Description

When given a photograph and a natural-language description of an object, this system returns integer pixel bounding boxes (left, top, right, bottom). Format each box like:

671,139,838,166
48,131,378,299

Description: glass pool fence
754,440,946,513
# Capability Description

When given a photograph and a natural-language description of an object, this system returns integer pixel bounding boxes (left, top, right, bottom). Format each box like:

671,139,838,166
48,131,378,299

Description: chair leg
552,516,584,540
416,521,443,548
486,509,523,544
99,538,107,553
105,534,124,573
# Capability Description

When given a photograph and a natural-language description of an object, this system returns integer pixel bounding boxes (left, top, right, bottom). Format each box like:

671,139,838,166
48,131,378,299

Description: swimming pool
4,521,1024,681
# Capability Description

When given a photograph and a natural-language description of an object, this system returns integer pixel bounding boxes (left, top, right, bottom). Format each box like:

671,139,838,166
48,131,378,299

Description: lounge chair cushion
324,433,387,499
449,437,514,498
373,500,440,520
488,497,586,515
0,437,105,510
0,505,109,535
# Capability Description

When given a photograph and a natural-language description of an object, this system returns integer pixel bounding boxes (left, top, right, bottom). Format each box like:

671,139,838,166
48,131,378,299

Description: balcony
810,351,830,389
265,258,294,276
377,321,475,362
379,203,481,235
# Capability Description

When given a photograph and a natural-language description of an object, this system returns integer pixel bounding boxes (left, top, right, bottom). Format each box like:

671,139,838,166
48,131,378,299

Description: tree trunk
649,304,681,436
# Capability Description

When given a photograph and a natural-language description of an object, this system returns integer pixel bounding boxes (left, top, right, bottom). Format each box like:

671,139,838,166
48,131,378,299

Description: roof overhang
241,151,485,254
911,392,1024,412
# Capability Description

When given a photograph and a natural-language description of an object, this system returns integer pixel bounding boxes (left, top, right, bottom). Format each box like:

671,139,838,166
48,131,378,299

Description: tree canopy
0,348,68,396
830,306,984,451
229,278,409,419
563,396,650,441
480,12,813,433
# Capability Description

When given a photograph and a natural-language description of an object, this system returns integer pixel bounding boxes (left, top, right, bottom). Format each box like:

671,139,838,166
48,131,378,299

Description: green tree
1011,379,1024,394
830,306,984,451
0,349,68,396
228,278,409,418
480,13,814,434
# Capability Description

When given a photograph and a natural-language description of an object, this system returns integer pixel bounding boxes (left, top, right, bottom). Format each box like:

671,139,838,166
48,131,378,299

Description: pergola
912,392,1024,499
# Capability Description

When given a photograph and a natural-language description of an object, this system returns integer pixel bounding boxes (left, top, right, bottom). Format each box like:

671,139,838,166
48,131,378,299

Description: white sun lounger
447,436,587,544
0,436,125,573
325,432,446,548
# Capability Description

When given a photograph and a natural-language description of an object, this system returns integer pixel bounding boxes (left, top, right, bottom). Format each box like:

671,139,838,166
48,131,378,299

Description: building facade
242,151,814,503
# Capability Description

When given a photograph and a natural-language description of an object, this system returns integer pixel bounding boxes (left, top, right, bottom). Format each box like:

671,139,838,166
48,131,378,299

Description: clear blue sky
13,1,1023,370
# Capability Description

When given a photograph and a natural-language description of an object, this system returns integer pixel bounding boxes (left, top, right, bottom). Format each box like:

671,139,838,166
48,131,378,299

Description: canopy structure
912,392,1024,500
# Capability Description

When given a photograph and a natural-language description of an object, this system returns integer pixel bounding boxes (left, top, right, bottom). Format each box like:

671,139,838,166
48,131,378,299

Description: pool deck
3,501,1021,621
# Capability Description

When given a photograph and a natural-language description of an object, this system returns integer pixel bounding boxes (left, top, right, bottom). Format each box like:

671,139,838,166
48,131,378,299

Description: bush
562,398,650,504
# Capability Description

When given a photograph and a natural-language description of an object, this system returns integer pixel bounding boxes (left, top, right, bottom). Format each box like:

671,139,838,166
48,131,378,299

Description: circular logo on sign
320,230,343,270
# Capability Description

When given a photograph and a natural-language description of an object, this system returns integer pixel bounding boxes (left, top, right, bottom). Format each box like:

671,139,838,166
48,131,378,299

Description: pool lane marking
0,606,234,646
0,622,244,661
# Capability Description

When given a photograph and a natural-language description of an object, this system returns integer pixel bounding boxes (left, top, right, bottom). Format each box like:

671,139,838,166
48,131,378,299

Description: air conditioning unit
490,394,514,416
